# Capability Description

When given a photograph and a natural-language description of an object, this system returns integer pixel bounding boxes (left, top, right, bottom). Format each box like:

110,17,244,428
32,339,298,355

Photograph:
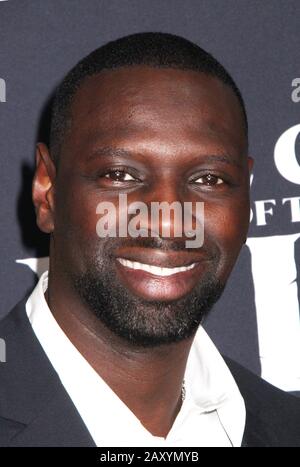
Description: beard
71,237,225,348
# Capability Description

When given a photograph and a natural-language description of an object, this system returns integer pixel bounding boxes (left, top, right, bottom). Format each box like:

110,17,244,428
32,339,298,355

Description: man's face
48,66,251,347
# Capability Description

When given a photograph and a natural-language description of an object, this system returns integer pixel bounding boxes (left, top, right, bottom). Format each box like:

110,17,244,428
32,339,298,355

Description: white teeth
117,258,196,276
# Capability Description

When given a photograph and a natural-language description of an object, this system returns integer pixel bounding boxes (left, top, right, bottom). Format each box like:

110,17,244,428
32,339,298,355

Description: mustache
119,236,192,252
99,234,219,258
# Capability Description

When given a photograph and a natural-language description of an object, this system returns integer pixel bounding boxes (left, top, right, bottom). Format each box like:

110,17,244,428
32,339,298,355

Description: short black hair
50,32,248,163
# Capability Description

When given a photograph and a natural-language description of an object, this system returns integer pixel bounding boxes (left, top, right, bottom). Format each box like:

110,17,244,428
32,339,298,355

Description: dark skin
33,66,253,437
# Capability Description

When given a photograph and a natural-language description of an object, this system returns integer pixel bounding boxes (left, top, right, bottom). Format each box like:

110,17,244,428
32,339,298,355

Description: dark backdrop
0,0,299,393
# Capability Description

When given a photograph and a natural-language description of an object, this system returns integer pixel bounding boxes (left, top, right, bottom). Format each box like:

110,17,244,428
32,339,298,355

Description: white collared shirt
25,271,246,447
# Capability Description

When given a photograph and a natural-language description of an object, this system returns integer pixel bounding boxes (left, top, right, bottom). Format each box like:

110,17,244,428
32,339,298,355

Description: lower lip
114,260,208,302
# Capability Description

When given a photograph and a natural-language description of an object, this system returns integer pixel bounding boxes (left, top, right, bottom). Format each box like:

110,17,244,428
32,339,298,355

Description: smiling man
0,32,299,447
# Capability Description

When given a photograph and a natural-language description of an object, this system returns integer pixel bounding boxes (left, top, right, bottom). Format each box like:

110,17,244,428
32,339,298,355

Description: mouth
114,249,211,302
116,258,197,277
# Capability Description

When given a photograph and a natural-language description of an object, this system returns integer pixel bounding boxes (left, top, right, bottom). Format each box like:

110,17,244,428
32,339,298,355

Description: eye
104,170,136,182
193,174,224,186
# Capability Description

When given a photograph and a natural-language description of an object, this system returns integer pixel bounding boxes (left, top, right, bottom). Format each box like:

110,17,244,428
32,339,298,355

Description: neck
46,269,195,437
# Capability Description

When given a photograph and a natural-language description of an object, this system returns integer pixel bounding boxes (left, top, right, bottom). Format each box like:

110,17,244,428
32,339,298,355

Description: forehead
65,66,247,159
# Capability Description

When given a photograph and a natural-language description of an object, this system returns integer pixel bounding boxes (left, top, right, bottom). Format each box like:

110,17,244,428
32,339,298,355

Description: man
0,32,299,447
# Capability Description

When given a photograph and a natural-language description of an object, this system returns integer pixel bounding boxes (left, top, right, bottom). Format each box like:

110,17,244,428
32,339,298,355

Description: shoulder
0,296,59,403
224,356,300,447
0,297,29,335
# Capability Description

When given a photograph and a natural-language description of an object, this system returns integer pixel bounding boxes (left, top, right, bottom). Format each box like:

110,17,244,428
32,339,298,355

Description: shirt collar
26,270,245,447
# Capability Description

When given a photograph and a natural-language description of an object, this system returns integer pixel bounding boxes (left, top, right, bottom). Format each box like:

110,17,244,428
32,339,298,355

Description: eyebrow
87,147,133,161
192,154,243,168
87,146,243,168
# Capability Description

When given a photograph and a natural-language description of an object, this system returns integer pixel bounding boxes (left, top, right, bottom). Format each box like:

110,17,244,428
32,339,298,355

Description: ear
32,143,56,233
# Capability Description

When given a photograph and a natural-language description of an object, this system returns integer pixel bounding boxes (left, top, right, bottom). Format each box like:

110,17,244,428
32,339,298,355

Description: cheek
54,183,101,253
205,200,250,275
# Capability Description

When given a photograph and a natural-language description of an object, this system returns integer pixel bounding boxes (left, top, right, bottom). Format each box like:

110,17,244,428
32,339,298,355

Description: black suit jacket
0,298,299,447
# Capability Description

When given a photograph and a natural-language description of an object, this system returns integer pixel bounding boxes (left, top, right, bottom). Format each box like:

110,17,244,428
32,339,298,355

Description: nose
132,175,200,241
150,181,184,239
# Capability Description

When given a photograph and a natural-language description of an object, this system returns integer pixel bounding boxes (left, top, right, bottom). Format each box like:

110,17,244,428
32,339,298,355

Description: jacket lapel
241,410,271,447
0,298,95,447
7,383,95,447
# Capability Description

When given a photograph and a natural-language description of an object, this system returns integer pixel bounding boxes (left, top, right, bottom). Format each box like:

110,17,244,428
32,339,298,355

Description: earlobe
32,143,56,234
